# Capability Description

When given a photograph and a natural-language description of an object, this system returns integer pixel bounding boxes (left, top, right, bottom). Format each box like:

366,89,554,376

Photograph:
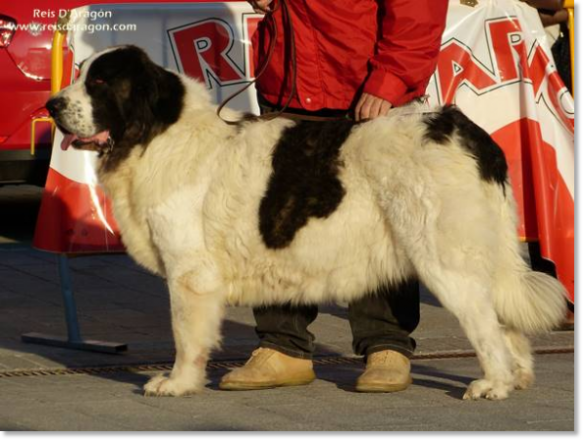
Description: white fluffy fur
64,53,568,400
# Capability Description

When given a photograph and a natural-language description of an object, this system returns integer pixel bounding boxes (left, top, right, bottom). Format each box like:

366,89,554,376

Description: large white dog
47,46,567,400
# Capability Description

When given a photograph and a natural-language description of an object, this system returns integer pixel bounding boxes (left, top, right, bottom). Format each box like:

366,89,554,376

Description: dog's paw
143,373,203,397
513,369,535,390
463,379,512,401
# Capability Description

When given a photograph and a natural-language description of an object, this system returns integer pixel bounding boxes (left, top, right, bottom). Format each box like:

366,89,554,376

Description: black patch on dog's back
423,105,508,188
259,120,355,249
86,46,185,173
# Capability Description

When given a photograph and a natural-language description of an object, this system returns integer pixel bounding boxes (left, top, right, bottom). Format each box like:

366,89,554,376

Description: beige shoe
219,348,316,391
355,350,413,393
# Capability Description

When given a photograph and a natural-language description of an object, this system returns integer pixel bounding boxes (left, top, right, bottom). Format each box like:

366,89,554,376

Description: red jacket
253,0,449,111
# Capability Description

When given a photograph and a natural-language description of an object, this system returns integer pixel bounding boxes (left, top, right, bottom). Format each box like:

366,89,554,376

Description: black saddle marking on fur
87,46,185,173
259,120,356,249
423,105,508,190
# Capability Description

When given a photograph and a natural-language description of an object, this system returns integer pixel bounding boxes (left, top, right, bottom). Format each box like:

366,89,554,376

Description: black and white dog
47,45,567,400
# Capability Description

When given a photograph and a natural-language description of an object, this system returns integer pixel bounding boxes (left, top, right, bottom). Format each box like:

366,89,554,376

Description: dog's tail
491,183,568,334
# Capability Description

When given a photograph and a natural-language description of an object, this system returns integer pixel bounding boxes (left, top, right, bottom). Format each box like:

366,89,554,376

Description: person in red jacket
219,0,449,392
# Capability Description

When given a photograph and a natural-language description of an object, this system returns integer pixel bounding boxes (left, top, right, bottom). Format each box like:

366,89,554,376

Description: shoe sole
219,375,316,391
355,376,413,393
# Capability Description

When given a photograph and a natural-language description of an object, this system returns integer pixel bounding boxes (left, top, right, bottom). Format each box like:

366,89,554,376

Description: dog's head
46,45,184,165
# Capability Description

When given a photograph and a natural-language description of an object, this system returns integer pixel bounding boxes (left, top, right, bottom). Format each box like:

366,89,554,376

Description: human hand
355,93,393,121
248,0,273,14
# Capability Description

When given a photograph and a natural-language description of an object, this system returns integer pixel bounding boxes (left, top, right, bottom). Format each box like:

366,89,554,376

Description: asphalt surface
0,185,576,431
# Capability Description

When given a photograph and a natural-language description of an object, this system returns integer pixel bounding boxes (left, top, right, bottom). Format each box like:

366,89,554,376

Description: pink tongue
61,134,78,150
61,131,110,150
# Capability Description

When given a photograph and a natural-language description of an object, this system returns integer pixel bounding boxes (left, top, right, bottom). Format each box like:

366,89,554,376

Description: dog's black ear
145,62,185,127
131,47,184,130
118,46,185,145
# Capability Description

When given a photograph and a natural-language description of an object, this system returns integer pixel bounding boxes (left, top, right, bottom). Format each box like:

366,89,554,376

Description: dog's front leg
144,271,225,397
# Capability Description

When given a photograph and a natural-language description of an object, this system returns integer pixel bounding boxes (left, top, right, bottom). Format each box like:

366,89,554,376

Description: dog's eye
88,78,106,86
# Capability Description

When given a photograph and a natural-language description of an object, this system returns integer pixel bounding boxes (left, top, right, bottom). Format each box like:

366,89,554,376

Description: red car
0,0,233,186
0,2,58,185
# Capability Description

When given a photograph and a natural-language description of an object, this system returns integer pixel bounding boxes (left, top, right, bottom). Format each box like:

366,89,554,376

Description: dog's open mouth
61,131,110,151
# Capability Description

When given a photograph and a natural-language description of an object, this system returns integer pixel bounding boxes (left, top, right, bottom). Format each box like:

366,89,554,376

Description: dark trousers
254,95,421,360
254,279,420,360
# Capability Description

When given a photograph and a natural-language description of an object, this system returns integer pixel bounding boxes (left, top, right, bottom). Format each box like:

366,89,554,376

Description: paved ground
0,185,576,431
0,354,574,431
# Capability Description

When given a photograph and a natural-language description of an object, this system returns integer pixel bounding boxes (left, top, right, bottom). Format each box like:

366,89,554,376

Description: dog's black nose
45,97,66,117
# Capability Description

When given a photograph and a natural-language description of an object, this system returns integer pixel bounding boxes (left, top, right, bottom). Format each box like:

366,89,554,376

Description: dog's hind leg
503,328,535,390
377,175,516,400
144,270,225,397
417,268,515,400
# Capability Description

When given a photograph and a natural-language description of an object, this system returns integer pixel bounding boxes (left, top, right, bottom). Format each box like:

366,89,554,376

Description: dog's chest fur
95,112,281,279
98,148,167,275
